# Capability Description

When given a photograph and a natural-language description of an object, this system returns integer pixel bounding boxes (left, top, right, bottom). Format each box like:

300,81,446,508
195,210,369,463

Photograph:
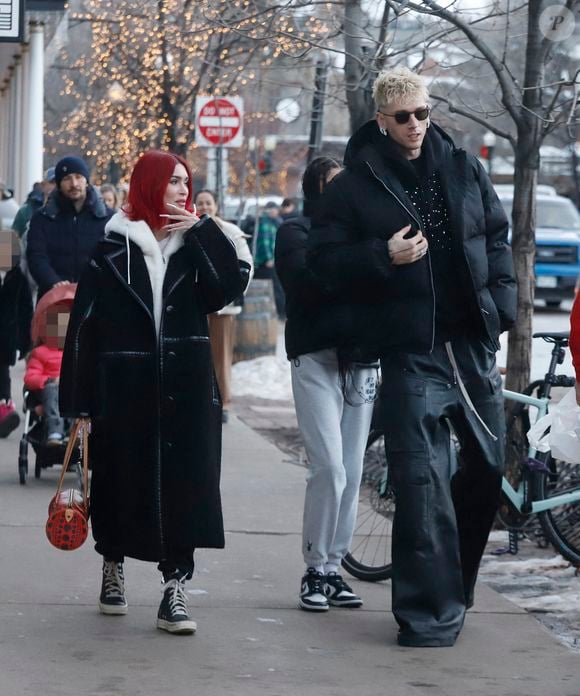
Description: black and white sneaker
157,578,197,635
324,572,363,608
98,561,128,615
299,567,329,611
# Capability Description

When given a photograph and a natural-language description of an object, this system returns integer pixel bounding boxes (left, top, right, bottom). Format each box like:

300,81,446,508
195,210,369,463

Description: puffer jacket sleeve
59,258,100,418
275,217,329,306
183,215,245,314
475,159,517,331
24,350,48,391
307,175,395,296
26,213,61,291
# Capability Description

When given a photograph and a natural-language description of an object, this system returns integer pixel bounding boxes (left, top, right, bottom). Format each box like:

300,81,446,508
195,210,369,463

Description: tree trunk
343,0,375,133
504,135,538,482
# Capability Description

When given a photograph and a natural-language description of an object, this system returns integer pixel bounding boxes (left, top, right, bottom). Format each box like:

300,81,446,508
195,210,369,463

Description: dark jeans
0,364,10,401
102,550,195,582
380,334,504,647
41,380,65,436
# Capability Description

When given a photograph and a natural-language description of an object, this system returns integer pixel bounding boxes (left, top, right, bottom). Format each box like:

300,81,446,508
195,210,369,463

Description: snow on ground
480,531,580,652
231,355,293,401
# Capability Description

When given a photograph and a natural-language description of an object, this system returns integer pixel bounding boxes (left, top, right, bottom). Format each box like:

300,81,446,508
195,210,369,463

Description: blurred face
195,191,217,217
43,304,70,350
59,173,88,203
102,189,117,209
266,206,279,219
0,230,20,272
163,163,189,212
41,180,56,197
376,96,430,159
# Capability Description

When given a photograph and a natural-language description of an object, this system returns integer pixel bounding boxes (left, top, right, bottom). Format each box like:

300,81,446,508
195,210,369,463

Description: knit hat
55,156,90,186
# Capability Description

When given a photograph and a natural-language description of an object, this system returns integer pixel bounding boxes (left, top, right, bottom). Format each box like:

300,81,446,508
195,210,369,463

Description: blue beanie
55,156,90,186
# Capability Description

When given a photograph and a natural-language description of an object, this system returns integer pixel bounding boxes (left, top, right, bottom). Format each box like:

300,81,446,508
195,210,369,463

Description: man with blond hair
308,66,516,647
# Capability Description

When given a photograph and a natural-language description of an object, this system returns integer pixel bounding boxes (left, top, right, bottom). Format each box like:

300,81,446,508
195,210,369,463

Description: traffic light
258,153,273,176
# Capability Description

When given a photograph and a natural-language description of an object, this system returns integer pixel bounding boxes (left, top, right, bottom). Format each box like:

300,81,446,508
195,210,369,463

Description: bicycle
342,331,580,582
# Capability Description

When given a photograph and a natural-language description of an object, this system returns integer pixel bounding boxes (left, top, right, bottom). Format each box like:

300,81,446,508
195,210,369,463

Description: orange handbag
45,419,90,551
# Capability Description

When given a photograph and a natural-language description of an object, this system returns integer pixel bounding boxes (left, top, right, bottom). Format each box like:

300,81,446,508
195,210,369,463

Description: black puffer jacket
308,121,516,355
27,187,112,299
0,266,33,365
275,205,378,361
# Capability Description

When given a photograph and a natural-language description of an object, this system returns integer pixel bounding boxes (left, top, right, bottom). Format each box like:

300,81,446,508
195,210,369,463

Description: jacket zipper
156,298,166,556
365,161,436,353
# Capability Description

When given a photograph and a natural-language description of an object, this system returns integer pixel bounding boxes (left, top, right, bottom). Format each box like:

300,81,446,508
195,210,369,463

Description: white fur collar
105,211,184,334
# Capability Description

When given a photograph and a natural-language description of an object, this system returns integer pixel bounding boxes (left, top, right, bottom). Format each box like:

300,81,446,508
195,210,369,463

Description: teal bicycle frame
502,388,580,513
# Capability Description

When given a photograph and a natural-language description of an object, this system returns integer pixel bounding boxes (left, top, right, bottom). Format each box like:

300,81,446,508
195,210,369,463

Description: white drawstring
125,222,131,285
445,342,498,441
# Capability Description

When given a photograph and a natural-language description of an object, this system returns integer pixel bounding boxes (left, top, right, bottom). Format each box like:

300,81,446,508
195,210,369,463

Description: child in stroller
18,284,76,483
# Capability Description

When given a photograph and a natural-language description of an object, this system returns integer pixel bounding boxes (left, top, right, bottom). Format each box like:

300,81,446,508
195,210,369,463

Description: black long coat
59,217,246,562
308,121,517,355
0,267,33,365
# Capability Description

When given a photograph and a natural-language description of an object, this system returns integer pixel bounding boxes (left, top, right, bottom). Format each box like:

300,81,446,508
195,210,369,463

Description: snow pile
232,355,293,401
480,532,580,652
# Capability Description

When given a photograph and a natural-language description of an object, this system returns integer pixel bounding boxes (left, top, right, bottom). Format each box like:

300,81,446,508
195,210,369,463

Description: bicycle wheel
536,452,580,564
342,430,393,582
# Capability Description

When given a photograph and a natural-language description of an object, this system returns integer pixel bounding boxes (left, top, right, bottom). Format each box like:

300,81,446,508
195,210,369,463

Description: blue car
497,187,580,308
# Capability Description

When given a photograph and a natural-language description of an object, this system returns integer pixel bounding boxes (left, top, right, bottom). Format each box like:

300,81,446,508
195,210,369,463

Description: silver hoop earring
426,119,430,129
379,126,388,136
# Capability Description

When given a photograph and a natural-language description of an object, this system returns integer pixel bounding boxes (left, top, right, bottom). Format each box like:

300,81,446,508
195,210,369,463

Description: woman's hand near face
160,203,200,233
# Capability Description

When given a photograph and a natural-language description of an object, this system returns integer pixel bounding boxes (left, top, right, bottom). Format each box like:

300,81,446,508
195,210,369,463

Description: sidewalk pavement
0,363,578,696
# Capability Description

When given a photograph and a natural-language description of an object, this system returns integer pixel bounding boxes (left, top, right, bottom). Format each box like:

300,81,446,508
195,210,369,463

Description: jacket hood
344,119,458,181
105,210,185,333
31,283,77,344
41,185,109,220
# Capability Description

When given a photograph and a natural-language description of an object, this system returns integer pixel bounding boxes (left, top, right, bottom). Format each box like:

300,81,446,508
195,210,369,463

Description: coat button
167,351,176,359
166,305,174,313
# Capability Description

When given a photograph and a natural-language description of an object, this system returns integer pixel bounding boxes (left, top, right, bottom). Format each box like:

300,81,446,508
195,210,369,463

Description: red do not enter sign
197,98,242,146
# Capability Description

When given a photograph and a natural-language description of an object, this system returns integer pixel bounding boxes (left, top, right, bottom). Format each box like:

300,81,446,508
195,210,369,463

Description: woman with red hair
60,150,249,635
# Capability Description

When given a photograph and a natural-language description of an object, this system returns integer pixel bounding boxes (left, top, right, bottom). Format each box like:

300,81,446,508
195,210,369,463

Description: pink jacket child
24,343,63,392
24,284,76,444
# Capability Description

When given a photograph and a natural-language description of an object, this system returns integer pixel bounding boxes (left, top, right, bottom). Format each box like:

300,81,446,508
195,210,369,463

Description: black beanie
55,156,90,186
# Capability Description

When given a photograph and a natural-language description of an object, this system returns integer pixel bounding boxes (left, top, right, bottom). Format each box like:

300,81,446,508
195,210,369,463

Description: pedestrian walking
59,150,247,635
254,201,285,318
12,167,56,238
194,189,254,424
0,229,33,437
99,183,120,212
27,156,112,299
308,67,516,646
275,157,378,612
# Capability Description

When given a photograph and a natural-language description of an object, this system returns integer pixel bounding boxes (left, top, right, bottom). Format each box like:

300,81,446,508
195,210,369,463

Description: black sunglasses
379,107,430,125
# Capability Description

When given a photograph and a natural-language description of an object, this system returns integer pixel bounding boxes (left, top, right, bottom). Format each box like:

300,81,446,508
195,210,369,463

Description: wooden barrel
233,279,278,363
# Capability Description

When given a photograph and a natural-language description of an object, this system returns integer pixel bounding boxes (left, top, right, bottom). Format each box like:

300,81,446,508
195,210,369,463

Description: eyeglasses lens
394,108,430,124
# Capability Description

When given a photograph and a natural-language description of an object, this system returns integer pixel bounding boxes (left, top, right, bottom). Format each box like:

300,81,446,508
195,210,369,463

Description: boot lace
103,561,125,598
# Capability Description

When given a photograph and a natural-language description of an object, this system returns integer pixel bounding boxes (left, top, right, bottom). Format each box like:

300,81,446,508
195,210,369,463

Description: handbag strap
52,418,90,506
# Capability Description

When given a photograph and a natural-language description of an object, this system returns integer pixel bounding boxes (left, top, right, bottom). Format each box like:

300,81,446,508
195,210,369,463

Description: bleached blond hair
372,67,429,110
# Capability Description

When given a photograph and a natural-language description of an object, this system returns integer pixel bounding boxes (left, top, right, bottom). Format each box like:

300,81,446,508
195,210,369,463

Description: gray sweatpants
291,349,376,569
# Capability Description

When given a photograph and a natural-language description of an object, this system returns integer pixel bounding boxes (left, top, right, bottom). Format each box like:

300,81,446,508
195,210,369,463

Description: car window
500,197,580,230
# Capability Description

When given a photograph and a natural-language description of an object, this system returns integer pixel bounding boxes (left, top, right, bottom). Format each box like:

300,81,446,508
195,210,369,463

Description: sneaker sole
298,599,330,612
99,602,128,616
0,413,20,438
157,618,197,634
327,598,363,608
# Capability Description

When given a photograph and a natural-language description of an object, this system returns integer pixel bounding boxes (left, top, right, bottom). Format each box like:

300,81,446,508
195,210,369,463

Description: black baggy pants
380,335,504,647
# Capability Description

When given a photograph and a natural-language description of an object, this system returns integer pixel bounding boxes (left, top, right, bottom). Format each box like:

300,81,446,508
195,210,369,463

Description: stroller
18,284,77,485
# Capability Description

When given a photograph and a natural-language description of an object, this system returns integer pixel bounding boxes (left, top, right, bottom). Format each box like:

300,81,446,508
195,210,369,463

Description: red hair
124,150,194,231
